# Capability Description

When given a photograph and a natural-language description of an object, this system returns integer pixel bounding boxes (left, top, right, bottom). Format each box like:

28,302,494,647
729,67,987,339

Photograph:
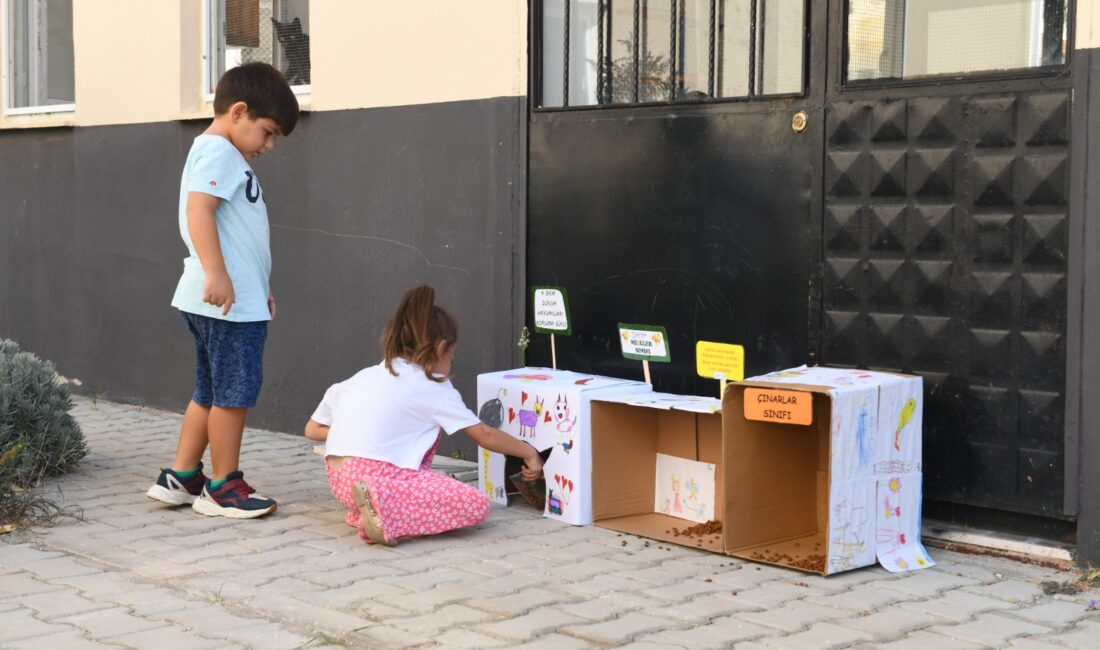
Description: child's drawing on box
304,286,544,546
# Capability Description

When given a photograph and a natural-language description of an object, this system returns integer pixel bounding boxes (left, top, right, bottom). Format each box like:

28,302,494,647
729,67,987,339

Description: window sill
201,86,312,110
0,106,76,128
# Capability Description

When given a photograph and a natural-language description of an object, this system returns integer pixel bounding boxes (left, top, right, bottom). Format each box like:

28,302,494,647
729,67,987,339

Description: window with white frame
4,0,75,112
207,0,310,94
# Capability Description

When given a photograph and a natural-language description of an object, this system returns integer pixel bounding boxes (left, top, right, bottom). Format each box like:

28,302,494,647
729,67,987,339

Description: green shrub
0,339,86,527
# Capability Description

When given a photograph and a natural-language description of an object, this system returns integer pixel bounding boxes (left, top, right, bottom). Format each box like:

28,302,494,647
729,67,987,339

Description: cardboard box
476,368,650,525
724,366,934,575
590,393,725,551
588,367,935,576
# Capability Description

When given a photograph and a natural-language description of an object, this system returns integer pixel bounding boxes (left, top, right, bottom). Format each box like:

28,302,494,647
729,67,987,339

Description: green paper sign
618,323,671,362
531,286,572,335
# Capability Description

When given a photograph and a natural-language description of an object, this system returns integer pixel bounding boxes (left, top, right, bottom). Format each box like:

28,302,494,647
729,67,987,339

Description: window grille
538,0,806,109
207,0,310,93
4,0,74,111
846,0,1068,83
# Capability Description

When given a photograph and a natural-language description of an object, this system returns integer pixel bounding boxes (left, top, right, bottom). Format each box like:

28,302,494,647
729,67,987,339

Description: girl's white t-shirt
310,358,482,470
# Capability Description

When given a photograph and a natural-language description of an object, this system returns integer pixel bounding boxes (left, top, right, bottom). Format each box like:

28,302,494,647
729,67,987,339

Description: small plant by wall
0,339,87,530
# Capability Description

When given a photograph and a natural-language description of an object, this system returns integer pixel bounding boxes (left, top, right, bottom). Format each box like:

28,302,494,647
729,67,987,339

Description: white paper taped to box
476,368,651,526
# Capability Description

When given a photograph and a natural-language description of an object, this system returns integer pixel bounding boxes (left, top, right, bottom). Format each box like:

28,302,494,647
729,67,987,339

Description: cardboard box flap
745,366,912,391
592,391,722,414
478,367,647,392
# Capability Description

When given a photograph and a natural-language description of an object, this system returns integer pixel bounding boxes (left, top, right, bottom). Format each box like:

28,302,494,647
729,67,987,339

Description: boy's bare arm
462,423,543,479
186,191,235,316
304,419,329,441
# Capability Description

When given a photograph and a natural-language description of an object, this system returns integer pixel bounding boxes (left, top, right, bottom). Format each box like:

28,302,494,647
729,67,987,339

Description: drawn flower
889,477,902,493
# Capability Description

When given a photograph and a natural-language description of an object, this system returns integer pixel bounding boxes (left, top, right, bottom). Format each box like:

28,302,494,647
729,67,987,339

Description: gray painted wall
0,96,527,460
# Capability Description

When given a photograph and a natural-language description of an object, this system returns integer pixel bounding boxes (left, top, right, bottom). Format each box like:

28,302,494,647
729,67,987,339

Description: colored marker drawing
829,500,869,573
894,398,917,451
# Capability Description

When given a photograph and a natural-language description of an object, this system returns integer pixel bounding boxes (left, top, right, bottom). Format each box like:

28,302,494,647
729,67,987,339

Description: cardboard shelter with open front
590,392,726,552
589,367,935,576
724,366,935,575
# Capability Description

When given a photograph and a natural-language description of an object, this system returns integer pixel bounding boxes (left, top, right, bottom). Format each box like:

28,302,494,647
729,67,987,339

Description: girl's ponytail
381,285,458,381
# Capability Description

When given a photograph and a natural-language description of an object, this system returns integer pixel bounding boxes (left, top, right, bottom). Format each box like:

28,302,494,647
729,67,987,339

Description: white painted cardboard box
476,368,651,525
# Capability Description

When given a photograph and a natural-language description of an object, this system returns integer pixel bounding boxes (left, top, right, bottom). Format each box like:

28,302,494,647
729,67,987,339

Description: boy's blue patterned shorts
181,312,268,409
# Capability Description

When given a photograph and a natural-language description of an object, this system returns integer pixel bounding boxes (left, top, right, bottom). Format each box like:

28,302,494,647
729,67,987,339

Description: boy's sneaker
146,464,208,505
191,471,277,519
353,480,394,546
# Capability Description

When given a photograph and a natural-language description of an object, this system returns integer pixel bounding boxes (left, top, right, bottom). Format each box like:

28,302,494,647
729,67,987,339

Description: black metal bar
1041,0,1067,66
563,0,571,107
757,0,767,94
716,0,725,96
633,0,641,102
678,0,686,97
642,0,649,76
607,0,614,102
748,0,757,96
707,0,716,97
669,0,677,101
597,0,605,103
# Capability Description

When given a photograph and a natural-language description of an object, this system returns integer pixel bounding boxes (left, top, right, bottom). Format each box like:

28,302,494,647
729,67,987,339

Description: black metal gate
527,0,1073,523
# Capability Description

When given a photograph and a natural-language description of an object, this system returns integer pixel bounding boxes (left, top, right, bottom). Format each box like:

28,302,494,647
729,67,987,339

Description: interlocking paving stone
929,612,1054,646
561,611,682,645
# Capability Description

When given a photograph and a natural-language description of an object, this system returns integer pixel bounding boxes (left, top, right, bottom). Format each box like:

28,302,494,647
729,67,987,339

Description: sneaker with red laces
146,463,209,505
191,471,277,519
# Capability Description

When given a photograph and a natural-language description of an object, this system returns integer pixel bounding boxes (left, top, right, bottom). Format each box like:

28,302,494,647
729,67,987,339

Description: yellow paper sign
744,388,814,425
696,341,745,382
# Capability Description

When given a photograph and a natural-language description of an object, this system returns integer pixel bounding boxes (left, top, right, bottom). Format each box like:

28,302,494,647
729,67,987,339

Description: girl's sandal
352,480,395,546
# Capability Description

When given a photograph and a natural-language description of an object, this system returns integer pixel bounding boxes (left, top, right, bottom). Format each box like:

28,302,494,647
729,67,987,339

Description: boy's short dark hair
213,62,299,135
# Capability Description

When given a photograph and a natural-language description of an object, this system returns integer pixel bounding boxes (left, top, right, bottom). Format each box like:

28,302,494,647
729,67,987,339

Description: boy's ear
228,101,250,121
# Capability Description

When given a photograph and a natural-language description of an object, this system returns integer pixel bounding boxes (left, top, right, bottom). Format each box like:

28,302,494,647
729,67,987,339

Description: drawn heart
521,391,528,405
544,411,552,423
508,408,516,424
566,479,574,492
554,474,562,486
899,533,907,544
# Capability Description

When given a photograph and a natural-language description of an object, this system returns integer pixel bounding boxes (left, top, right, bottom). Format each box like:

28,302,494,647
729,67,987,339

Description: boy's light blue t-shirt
171,134,272,322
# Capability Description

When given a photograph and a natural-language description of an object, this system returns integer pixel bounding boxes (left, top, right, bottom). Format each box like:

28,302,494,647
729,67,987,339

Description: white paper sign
654,453,716,524
619,326,671,361
532,287,571,334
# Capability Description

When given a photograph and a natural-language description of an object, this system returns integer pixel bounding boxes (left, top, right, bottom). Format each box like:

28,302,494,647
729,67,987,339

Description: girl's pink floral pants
325,435,490,543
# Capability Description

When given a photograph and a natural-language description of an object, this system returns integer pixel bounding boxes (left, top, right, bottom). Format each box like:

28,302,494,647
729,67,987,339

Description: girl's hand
268,293,277,319
521,444,543,480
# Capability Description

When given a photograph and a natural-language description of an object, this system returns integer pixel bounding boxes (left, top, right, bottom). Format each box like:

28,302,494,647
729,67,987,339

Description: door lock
791,111,808,133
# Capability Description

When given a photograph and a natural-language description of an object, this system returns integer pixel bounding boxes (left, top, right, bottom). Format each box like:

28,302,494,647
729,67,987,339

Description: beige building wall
1,0,526,130
1079,0,1100,49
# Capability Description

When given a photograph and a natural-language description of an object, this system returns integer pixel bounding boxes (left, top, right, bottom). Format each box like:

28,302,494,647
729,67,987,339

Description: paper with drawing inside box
654,453,715,524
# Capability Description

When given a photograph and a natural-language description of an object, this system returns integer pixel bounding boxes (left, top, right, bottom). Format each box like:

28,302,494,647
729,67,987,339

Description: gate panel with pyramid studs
821,91,1069,517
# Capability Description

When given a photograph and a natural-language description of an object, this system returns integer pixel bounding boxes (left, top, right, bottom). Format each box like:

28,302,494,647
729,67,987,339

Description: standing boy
146,63,299,518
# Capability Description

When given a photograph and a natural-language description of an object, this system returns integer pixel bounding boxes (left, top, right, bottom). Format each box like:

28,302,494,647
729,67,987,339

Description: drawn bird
479,388,507,428
894,398,917,451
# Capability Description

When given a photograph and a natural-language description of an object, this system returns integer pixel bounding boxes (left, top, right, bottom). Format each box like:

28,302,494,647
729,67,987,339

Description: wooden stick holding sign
618,323,671,384
531,285,571,370
696,341,745,399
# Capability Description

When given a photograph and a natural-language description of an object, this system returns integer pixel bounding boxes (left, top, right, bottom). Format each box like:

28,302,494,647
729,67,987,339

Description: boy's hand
203,271,235,316
268,294,277,319
521,444,543,481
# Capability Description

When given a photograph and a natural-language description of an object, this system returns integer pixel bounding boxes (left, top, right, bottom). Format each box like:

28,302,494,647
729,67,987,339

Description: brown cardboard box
722,366,933,575
590,394,725,552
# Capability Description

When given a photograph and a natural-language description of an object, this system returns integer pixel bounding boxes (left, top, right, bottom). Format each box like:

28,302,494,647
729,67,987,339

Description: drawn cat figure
271,17,310,85
518,397,544,438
